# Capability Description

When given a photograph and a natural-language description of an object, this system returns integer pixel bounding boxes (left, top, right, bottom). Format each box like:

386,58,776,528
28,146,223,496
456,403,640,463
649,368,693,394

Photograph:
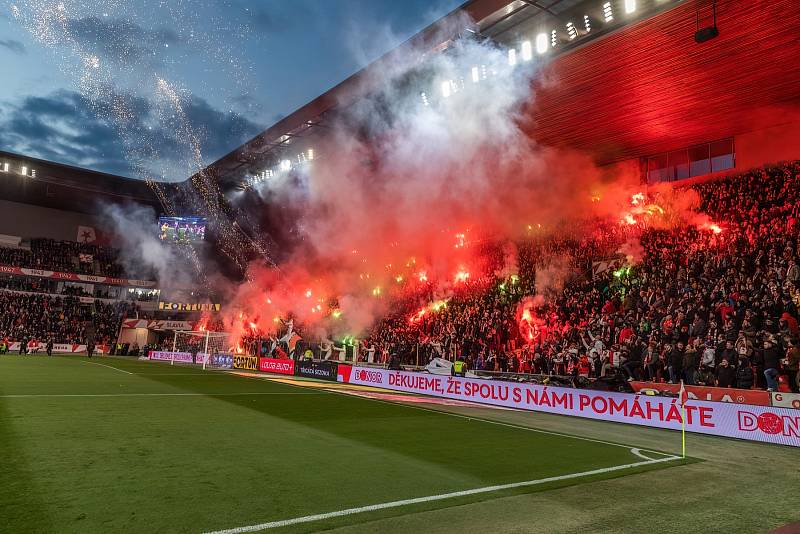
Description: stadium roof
201,0,800,188
0,149,161,215
200,0,682,187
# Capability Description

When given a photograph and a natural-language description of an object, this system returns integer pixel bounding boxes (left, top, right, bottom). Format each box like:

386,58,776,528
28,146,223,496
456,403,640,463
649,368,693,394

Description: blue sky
0,0,462,181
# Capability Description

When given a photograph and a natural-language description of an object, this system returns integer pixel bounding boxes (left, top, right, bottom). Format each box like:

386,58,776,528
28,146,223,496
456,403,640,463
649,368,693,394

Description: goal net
171,331,233,369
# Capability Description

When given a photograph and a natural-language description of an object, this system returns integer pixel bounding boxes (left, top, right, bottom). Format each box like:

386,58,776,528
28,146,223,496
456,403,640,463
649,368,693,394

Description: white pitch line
630,448,657,461
80,360,134,375
0,392,328,398
204,453,681,534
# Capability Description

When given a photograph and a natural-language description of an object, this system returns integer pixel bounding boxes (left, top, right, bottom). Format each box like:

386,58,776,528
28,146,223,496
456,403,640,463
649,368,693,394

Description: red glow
518,307,541,343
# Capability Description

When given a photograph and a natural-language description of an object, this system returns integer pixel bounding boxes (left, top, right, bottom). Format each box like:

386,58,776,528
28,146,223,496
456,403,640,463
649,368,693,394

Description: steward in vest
452,357,467,377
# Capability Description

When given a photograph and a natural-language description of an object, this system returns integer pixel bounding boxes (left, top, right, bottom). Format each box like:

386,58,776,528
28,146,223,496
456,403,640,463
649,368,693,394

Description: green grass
0,354,790,533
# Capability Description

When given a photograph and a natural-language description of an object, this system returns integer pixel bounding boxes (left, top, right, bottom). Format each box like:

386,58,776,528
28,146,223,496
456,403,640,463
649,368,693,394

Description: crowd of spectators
353,161,800,393
0,238,151,279
0,276,92,297
0,292,130,345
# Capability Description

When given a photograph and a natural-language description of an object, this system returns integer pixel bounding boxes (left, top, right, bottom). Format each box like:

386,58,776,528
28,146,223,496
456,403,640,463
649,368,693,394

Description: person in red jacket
618,322,635,344
780,312,799,338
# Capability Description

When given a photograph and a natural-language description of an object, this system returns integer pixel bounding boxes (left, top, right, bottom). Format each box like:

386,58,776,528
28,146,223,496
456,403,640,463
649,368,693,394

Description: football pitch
1,355,797,533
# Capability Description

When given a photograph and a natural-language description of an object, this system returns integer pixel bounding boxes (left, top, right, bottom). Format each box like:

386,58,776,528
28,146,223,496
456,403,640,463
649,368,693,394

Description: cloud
63,16,181,64
0,89,260,180
0,39,26,55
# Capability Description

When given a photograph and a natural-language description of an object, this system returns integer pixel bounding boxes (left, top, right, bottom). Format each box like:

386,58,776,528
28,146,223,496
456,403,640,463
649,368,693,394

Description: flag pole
681,403,686,459
679,379,687,459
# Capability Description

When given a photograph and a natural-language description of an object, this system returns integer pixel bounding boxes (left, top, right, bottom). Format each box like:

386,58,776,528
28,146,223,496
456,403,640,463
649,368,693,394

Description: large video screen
158,216,207,244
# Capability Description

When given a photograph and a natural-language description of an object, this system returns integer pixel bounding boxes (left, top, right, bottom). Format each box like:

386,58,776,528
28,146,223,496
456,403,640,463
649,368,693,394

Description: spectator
716,358,736,388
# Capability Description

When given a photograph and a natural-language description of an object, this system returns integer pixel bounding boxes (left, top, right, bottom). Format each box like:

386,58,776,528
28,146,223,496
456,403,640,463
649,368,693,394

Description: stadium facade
0,149,160,242
202,0,800,190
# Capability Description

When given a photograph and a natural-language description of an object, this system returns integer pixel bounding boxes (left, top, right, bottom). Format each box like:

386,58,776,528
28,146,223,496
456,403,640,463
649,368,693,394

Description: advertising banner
339,366,799,447
149,351,194,363
233,355,259,371
771,392,800,410
210,353,233,369
630,382,771,406
121,319,194,331
258,358,295,375
7,341,107,354
296,360,338,381
158,302,221,312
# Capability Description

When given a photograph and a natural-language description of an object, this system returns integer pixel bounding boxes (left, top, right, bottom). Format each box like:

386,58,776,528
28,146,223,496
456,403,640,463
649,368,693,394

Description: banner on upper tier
149,351,194,363
337,366,800,447
0,264,157,287
258,357,295,375
295,360,338,381
233,355,259,371
630,382,772,407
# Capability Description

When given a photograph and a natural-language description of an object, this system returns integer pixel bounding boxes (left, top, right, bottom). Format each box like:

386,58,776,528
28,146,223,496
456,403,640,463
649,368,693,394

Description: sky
0,0,463,181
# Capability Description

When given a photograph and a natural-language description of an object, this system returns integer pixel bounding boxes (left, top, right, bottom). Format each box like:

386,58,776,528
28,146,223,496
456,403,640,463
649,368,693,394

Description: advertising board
339,366,799,446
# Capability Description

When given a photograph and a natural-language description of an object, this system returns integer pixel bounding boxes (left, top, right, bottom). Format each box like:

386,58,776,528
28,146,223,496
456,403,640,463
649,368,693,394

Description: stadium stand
263,161,800,394
0,292,130,347
0,238,145,278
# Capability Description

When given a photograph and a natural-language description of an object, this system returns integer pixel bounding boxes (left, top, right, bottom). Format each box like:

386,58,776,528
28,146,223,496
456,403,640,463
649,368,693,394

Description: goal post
170,330,233,369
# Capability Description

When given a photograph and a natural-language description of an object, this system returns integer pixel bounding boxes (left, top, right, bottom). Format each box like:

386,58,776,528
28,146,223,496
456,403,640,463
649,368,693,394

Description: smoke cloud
226,16,714,342
100,203,199,289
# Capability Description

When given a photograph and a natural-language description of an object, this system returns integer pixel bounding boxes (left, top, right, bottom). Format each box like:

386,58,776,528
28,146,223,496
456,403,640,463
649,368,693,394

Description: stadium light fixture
1,162,7,172
566,22,577,40
280,159,291,171
625,0,636,14
551,29,558,47
441,80,451,98
307,148,314,161
21,166,27,176
603,2,613,22
471,66,480,83
535,33,548,54
420,92,429,106
521,40,532,61
508,48,517,66
584,15,592,32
